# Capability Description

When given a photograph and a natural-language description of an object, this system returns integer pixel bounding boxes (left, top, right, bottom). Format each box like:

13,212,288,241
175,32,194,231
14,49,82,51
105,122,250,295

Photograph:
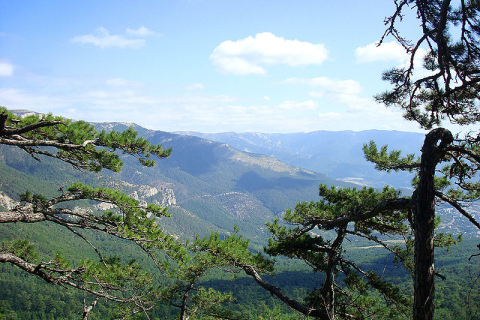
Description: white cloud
282,77,363,101
355,41,428,70
106,78,142,87
0,61,14,77
213,57,267,75
278,100,318,111
314,98,425,132
185,83,205,90
277,75,424,132
0,88,66,110
71,27,159,49
355,41,408,63
125,26,159,37
211,32,329,75
356,41,431,83
281,76,403,125
1,65,428,134
0,82,424,133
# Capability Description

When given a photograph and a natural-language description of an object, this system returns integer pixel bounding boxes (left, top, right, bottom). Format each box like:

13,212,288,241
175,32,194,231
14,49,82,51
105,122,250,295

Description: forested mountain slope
93,122,352,245
0,120,349,246
2,119,476,240
182,130,425,188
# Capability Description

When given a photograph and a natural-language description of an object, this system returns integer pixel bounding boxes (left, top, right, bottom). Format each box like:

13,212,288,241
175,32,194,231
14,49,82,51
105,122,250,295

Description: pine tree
199,1,480,319
373,1,480,319
0,107,182,318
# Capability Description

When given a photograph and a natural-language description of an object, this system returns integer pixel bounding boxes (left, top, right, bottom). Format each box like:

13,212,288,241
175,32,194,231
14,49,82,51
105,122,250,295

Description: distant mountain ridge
92,123,360,244
180,130,426,188
10,109,424,188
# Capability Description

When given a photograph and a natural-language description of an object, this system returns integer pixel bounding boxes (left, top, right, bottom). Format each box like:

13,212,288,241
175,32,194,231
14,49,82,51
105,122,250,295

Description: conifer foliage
0,107,181,318
2,1,480,319
374,1,480,319
377,0,480,128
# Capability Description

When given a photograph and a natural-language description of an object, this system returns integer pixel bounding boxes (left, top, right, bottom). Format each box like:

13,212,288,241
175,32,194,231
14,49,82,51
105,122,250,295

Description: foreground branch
0,210,46,223
241,264,336,319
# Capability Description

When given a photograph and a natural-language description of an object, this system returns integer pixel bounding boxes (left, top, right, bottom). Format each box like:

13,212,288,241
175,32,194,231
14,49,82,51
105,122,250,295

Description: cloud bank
71,27,159,49
0,61,14,77
211,32,329,75
0,78,421,133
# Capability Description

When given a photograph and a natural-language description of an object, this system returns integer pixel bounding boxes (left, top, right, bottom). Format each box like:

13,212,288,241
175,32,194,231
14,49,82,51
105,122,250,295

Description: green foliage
2,101,479,320
19,191,47,206
95,126,172,169
251,304,300,320
192,231,273,274
154,230,275,319
370,3,480,319
375,1,480,129
254,183,414,318
0,108,184,318
0,107,171,172
266,184,409,258
363,141,418,173
1,239,37,263
0,224,478,319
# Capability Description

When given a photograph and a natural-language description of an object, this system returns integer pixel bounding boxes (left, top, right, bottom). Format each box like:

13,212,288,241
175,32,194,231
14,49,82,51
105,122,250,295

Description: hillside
94,123,352,245
2,119,477,239
181,130,426,188
0,121,350,247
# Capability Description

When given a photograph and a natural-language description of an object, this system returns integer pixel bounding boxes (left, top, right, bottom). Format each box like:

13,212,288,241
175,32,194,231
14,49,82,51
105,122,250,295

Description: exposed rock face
137,186,159,198
161,188,176,206
130,191,140,200
129,185,176,207
93,202,116,211
0,192,19,210
72,207,93,215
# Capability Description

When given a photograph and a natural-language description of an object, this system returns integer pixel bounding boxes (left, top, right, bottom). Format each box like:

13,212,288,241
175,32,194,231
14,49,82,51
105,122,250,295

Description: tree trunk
82,297,99,320
414,128,452,320
321,225,346,319
179,283,194,320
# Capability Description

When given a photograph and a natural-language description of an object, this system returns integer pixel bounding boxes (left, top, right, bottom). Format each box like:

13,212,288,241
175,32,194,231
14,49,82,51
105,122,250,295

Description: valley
0,115,479,319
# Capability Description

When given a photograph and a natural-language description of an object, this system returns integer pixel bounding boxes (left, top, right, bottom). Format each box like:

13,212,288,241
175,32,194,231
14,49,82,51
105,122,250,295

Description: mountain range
1,113,478,244
180,130,426,188
0,117,350,247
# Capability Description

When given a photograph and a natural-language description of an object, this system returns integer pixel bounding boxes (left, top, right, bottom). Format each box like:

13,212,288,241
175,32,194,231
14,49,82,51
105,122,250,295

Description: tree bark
242,264,333,319
82,297,99,320
0,211,46,223
321,225,346,318
0,253,60,284
179,283,194,320
414,128,452,320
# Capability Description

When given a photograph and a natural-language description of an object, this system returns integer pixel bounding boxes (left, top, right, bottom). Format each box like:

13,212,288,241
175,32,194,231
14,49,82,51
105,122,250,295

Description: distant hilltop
8,108,135,129
6,108,424,188
9,109,43,118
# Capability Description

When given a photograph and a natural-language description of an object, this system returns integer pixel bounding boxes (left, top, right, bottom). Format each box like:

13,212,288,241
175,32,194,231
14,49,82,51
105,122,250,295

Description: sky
0,0,432,133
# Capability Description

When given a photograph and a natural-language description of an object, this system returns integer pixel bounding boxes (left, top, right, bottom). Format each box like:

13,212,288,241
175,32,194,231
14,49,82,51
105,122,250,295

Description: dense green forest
1,217,478,320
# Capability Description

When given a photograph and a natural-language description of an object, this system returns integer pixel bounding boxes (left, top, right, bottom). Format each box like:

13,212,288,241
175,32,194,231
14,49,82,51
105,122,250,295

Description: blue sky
0,0,429,133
